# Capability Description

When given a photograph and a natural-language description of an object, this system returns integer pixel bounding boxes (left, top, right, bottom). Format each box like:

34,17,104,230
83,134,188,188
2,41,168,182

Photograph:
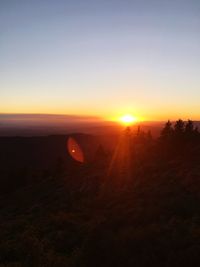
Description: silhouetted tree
194,126,199,136
184,120,195,142
159,119,200,157
160,120,173,141
136,125,141,136
185,120,194,134
135,126,147,143
174,119,185,135
192,126,200,143
146,130,153,142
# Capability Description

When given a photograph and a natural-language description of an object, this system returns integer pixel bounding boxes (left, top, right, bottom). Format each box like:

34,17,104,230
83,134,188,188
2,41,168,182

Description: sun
120,114,137,125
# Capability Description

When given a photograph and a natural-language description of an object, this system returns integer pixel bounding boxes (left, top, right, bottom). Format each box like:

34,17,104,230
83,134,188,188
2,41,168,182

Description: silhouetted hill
1,121,200,267
0,134,102,170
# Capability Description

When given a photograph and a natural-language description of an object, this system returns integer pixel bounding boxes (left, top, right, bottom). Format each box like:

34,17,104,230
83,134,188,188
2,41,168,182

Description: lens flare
67,137,84,163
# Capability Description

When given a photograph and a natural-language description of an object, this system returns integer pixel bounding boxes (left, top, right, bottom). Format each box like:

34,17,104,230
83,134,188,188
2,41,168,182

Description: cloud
0,113,102,127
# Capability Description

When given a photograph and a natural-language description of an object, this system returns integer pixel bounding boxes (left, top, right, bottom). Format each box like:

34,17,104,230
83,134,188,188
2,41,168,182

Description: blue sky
1,0,200,120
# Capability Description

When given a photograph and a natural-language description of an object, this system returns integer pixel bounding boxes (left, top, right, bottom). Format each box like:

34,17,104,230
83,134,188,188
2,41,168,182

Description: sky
1,0,200,121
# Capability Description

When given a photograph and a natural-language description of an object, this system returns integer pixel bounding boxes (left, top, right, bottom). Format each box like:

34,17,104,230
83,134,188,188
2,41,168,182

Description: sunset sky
1,0,200,121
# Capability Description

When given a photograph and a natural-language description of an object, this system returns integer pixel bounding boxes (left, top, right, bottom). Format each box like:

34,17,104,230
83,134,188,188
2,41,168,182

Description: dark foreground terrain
1,120,200,267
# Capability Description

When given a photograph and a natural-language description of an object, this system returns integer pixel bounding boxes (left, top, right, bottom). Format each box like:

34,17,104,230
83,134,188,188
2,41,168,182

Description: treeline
120,119,200,163
160,119,200,142
128,119,200,145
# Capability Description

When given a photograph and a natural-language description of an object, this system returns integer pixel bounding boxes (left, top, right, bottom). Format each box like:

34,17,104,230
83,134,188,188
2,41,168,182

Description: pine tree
185,120,194,134
146,130,153,142
174,119,185,135
160,120,173,140
185,120,195,141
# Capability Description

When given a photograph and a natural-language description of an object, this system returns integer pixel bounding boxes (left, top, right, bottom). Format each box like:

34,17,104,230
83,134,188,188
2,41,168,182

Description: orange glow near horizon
119,114,138,125
1,107,200,123
1,96,200,122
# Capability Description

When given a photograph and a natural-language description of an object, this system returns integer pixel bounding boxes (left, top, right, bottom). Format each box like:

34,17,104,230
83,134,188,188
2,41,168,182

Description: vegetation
1,120,200,266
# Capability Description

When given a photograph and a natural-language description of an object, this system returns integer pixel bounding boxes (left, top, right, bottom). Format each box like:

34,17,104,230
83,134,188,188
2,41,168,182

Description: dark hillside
1,120,200,267
0,134,102,170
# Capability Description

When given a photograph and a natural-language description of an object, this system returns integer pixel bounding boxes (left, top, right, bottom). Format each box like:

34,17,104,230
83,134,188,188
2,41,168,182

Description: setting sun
120,114,137,125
